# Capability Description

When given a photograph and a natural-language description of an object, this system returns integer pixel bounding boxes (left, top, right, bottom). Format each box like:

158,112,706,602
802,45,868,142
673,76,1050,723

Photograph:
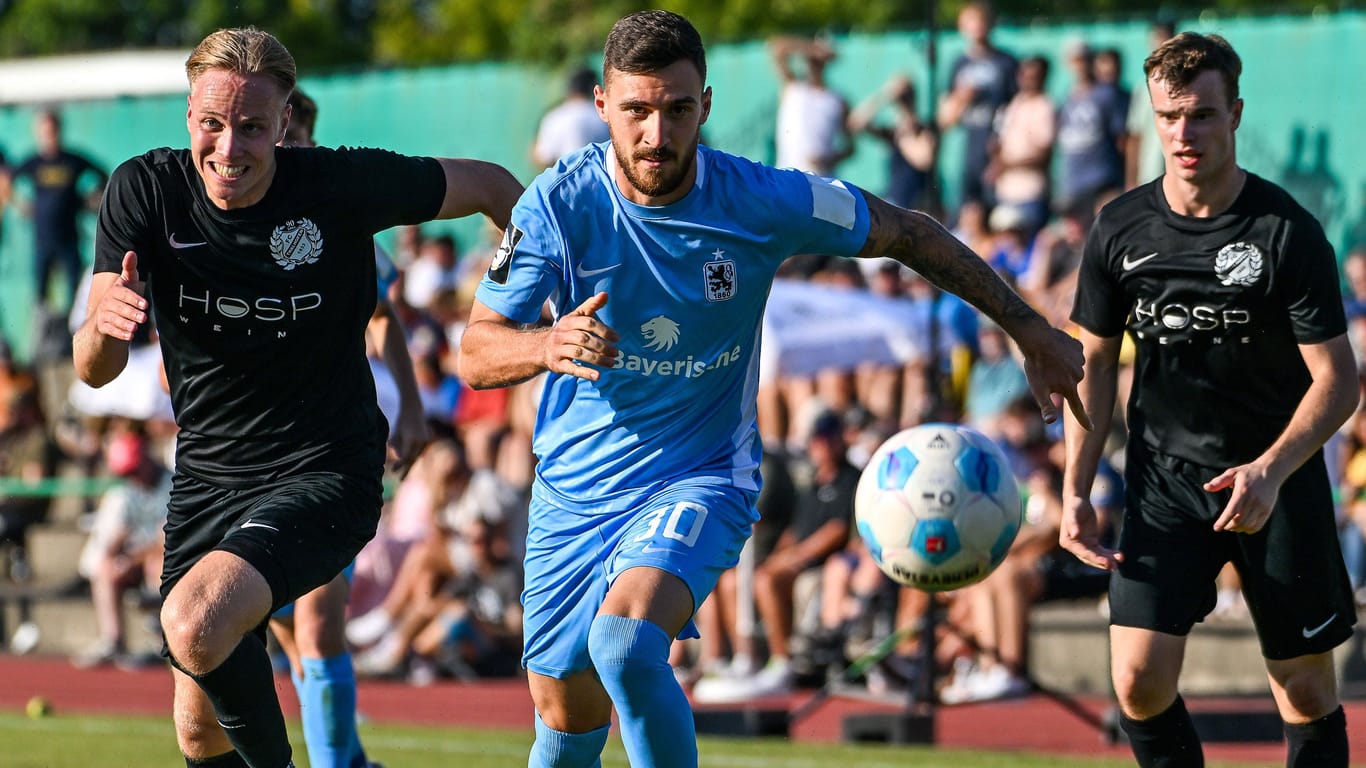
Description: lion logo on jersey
269,218,324,270
641,316,681,352
1215,242,1263,287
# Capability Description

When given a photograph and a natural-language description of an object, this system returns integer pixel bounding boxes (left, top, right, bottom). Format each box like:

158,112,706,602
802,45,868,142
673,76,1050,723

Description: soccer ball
854,423,1021,591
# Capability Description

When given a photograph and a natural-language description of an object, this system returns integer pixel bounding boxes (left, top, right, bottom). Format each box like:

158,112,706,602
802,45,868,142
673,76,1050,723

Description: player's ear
279,103,293,144
1229,97,1243,131
594,82,609,120
699,85,713,127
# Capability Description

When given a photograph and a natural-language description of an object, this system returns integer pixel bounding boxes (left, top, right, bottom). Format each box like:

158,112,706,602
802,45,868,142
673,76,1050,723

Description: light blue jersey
475,142,870,511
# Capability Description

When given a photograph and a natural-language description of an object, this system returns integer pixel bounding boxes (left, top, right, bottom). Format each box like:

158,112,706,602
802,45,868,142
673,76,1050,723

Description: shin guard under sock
528,713,608,768
588,614,697,768
186,635,293,768
1119,695,1204,768
295,655,368,768
1285,706,1348,767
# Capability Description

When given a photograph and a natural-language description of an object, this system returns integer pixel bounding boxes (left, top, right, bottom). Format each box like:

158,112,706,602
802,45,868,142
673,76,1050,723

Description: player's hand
386,405,430,480
1206,461,1281,534
1017,322,1091,430
543,292,619,380
93,251,148,341
1059,495,1121,571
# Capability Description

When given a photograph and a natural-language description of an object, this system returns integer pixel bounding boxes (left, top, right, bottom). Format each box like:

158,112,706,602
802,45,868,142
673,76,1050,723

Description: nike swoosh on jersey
168,233,208,249
575,263,621,279
240,520,280,532
1302,614,1337,639
1121,252,1158,270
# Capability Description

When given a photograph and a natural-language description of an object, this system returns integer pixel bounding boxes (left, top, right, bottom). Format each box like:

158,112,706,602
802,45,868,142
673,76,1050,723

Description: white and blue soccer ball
854,423,1021,591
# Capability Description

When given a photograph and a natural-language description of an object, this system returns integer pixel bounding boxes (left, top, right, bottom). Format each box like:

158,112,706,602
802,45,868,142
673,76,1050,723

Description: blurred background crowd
2,2,1366,710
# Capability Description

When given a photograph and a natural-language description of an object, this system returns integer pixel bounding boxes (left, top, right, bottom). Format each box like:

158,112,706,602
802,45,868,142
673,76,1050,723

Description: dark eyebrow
619,96,698,109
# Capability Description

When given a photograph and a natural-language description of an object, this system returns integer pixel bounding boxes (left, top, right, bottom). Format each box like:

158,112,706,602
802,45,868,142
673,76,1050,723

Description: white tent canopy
0,49,191,106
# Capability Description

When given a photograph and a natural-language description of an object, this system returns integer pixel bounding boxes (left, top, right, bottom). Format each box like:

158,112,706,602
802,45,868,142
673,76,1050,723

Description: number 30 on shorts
635,502,708,549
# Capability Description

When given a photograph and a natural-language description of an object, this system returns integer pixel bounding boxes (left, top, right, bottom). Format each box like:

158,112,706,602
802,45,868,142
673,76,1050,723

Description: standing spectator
988,56,1056,237
1055,41,1127,225
1065,33,1358,767
770,35,854,176
72,425,170,668
1124,20,1178,190
938,1,1018,210
1093,47,1131,116
847,74,938,213
532,67,610,170
73,27,521,768
10,109,107,318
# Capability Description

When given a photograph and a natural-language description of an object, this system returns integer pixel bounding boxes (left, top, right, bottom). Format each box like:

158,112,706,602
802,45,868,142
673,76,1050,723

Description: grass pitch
0,710,1276,767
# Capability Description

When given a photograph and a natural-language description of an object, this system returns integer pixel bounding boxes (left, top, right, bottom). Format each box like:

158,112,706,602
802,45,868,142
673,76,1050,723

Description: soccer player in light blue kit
459,11,1090,768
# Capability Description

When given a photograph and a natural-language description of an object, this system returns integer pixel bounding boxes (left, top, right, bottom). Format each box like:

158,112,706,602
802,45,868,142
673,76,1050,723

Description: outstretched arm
855,190,1089,428
458,293,620,390
434,159,524,229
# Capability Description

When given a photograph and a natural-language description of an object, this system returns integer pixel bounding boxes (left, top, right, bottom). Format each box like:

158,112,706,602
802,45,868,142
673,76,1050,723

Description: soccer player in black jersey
72,28,522,768
1063,33,1358,767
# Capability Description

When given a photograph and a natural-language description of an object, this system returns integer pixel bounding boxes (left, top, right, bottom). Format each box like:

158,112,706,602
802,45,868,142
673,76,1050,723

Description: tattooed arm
856,190,1091,428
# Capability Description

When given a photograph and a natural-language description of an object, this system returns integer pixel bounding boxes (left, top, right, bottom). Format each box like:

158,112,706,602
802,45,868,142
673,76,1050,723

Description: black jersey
1071,173,1344,467
94,146,445,484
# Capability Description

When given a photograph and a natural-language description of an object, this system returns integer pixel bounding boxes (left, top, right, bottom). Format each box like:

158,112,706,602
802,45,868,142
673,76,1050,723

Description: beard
611,133,698,201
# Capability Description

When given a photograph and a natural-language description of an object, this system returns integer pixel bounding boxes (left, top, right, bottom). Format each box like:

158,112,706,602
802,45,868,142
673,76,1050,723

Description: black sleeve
330,148,446,234
1069,209,1127,337
94,156,159,276
1281,213,1346,343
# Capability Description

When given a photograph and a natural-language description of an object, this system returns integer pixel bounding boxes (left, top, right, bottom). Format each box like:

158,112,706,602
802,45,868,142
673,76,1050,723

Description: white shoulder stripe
807,175,856,230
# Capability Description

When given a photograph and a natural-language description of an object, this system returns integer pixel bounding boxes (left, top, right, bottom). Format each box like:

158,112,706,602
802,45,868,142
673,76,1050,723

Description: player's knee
1273,664,1339,719
587,615,670,695
1111,667,1176,719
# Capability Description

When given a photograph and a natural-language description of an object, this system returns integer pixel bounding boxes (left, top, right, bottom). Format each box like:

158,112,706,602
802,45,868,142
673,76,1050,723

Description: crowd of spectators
2,7,1366,710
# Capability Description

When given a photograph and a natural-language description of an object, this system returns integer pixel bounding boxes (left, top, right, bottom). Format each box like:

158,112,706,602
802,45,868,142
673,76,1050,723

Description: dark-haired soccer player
73,27,521,768
459,10,1087,768
1063,32,1357,767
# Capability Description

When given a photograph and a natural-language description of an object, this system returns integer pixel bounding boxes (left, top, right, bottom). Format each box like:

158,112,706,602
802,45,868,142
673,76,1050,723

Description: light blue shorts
521,481,757,679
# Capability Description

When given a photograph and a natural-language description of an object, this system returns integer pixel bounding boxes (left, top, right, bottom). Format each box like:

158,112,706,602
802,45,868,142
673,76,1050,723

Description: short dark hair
1144,32,1241,105
287,88,318,137
603,10,706,84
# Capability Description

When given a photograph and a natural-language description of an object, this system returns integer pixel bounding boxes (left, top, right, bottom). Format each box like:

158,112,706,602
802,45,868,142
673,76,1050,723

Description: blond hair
185,27,296,96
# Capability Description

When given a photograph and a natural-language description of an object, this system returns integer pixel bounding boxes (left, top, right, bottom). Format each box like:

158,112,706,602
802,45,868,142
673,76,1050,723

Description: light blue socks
295,654,368,768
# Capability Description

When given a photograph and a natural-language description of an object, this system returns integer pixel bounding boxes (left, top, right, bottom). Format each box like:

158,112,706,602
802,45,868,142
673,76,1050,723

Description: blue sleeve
473,181,564,324
767,167,871,259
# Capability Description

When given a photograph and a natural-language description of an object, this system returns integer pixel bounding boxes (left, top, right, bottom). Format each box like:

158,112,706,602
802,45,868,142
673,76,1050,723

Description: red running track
3,654,1361,764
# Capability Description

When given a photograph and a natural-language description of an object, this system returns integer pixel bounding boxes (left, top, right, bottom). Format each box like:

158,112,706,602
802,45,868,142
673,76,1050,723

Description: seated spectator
0,369,57,584
72,425,170,668
939,414,1115,704
400,508,523,683
347,439,522,679
693,409,857,700
349,439,466,616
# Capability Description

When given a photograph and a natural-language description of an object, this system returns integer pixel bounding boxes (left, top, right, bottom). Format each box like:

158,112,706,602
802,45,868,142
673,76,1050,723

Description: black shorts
1109,443,1355,660
160,470,382,626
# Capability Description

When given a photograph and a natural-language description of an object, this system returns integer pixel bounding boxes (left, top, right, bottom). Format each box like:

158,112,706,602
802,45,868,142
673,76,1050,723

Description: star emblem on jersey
269,218,323,270
641,316,680,351
703,252,736,302
1215,242,1263,287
